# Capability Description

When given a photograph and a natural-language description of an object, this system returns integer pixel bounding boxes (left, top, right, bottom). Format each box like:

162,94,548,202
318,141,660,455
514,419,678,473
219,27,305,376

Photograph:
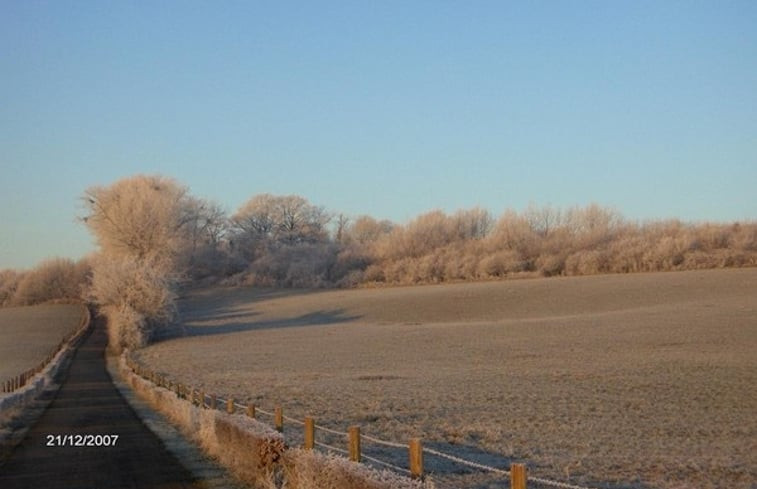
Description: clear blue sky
2,1,756,269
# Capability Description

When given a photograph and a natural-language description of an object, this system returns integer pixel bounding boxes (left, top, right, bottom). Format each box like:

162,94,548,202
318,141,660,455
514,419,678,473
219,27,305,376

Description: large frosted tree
81,175,202,351
82,175,195,270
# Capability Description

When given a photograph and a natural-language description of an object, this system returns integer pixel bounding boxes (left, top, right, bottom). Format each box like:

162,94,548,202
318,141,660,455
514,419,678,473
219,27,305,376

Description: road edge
105,353,248,489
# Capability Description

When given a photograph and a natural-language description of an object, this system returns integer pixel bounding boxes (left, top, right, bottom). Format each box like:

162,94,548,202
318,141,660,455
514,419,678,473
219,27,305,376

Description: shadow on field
177,288,318,322
156,309,361,341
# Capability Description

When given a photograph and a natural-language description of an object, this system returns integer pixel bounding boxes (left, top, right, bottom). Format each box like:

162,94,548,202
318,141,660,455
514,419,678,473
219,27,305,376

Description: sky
2,1,756,269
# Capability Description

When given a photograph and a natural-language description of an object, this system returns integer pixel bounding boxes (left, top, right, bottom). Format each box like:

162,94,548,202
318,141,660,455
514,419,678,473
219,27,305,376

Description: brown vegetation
280,449,429,489
358,204,757,285
6,173,756,354
0,258,90,308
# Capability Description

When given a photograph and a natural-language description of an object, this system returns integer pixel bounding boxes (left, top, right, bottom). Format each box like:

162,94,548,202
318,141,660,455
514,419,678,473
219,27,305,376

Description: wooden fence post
209,394,217,410
409,438,423,479
304,417,315,449
511,463,527,489
199,391,205,408
349,426,361,462
275,406,283,432
227,398,234,414
246,403,256,419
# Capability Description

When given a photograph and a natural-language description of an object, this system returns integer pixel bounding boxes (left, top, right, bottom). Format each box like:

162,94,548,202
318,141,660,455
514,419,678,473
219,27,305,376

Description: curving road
0,317,203,489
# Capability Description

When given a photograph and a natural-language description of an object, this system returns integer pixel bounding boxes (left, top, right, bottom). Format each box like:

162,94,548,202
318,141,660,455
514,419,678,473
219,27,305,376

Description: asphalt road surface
0,317,204,489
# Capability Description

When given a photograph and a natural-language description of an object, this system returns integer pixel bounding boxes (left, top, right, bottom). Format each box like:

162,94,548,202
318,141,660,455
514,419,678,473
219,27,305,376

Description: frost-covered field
0,304,84,381
136,269,757,489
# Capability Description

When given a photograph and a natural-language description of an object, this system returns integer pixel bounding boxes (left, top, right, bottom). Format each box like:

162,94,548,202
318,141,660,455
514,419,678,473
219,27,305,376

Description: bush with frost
86,254,176,352
6,258,90,306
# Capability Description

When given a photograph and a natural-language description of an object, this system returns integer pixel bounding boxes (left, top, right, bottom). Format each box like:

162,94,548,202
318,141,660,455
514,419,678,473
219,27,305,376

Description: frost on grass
282,449,434,489
137,269,757,489
121,355,432,489
120,356,285,486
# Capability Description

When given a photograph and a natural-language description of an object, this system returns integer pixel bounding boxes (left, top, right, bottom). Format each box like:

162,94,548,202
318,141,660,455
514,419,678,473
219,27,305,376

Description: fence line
127,357,599,489
362,432,408,449
527,476,599,489
1,304,91,395
315,422,350,437
282,413,306,426
423,446,511,477
314,439,351,456
362,452,414,475
232,400,274,418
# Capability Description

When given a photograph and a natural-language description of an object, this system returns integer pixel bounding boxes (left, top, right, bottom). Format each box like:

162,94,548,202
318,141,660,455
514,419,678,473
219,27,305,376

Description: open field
136,269,757,489
0,304,86,382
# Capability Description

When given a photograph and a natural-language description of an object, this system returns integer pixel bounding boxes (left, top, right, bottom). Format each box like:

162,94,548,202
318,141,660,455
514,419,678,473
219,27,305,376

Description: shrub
10,258,90,306
0,269,22,307
535,253,567,277
564,249,610,276
477,250,526,278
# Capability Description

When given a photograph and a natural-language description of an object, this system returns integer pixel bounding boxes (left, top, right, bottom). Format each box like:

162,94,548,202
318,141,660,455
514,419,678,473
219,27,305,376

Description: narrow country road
0,317,203,489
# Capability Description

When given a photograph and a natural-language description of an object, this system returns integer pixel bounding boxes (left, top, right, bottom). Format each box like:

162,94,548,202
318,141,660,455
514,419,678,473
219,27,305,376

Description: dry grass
136,269,757,489
0,304,85,381
280,449,432,489
120,356,431,489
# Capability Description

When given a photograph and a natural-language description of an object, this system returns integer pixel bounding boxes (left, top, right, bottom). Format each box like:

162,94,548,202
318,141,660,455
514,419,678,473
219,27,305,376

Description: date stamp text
46,434,119,447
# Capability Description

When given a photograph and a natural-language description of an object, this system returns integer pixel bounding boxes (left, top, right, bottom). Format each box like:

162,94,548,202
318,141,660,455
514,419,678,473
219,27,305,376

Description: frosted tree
232,194,331,246
82,175,196,271
81,174,202,351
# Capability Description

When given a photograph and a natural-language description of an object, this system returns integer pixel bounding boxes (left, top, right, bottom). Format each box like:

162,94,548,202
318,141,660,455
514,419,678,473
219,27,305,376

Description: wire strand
133,367,599,489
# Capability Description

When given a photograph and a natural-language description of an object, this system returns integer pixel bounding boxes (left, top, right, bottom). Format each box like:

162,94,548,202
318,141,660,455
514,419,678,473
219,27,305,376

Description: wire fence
126,357,601,489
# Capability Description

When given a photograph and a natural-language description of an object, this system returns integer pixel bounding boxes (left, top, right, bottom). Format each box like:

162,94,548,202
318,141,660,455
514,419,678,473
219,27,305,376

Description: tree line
1,174,755,351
